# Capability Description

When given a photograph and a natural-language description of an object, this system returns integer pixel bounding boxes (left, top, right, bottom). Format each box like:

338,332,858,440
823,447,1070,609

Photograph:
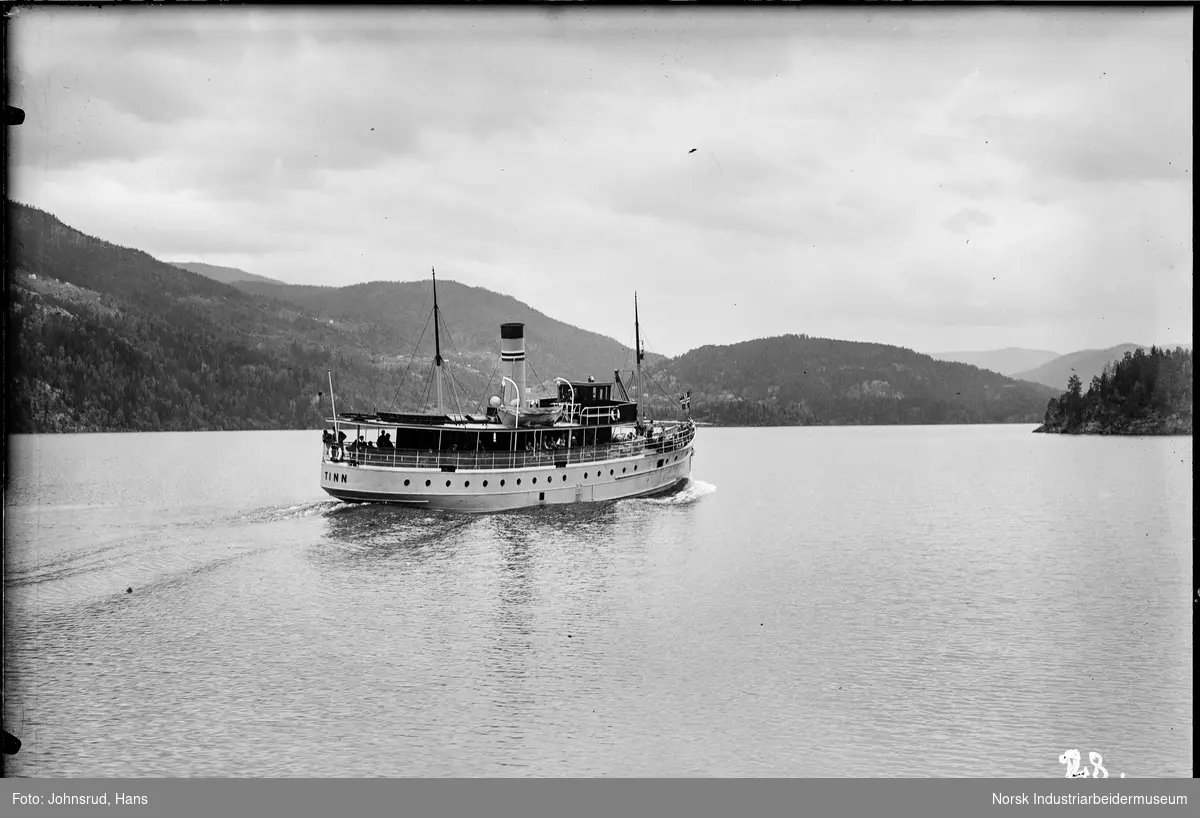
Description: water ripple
3,428,1190,778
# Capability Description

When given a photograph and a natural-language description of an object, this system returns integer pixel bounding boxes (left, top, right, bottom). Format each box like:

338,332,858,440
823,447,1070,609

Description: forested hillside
230,278,663,384
1036,346,1192,435
5,204,636,433
640,335,1058,425
7,203,1065,433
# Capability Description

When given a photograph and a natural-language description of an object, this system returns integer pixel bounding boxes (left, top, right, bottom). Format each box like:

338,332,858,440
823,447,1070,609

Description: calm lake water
3,426,1192,777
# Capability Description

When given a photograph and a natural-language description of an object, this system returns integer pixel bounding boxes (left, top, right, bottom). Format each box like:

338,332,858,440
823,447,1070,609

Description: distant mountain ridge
7,202,1060,433
930,347,1060,377
171,261,281,286
6,203,645,433
227,278,663,386
1016,344,1154,389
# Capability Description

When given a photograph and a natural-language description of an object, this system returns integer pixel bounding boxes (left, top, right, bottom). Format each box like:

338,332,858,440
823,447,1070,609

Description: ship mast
634,292,644,424
433,267,444,414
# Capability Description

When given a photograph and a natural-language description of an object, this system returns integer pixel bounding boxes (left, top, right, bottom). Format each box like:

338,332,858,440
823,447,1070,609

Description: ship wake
232,499,345,524
639,479,716,505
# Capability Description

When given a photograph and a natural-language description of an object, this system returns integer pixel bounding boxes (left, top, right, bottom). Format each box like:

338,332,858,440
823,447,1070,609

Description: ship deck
324,424,695,472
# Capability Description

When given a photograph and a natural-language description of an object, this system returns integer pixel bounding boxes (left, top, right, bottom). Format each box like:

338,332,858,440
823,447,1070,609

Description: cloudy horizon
9,6,1193,358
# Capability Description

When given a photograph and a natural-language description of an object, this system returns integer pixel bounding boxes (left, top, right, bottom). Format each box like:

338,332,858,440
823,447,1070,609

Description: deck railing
324,424,695,471
552,402,633,426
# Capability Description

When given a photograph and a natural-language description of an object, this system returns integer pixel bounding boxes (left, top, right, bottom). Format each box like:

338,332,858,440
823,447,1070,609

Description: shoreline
10,419,1055,435
1033,418,1193,436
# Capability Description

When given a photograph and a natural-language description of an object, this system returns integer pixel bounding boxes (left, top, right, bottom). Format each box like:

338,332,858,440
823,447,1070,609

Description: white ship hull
320,443,694,512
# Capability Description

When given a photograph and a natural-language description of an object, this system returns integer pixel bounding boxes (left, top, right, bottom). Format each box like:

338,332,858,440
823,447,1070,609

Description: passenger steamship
319,272,695,511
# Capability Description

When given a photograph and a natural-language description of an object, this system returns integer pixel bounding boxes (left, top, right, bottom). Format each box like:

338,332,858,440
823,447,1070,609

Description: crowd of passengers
324,418,693,462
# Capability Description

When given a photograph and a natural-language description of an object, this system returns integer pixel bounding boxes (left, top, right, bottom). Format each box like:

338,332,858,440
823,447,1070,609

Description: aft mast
433,267,444,414
634,292,644,424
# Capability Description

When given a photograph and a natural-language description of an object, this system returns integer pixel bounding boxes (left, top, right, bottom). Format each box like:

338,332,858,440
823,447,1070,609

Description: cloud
8,6,1192,357
943,207,995,234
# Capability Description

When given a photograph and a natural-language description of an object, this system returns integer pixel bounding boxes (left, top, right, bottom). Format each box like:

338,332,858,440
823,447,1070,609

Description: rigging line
443,359,468,416
525,358,549,400
638,338,672,394
642,363,681,408
419,361,435,411
473,357,502,413
391,284,432,371
436,310,466,414
428,365,442,413
391,307,434,407
410,286,432,347
640,335,678,394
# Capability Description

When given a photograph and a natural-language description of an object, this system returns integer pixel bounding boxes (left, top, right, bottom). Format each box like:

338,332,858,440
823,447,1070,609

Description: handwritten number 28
1059,749,1109,778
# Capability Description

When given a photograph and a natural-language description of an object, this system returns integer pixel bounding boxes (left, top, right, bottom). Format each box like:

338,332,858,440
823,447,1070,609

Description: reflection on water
3,429,1190,778
310,505,477,570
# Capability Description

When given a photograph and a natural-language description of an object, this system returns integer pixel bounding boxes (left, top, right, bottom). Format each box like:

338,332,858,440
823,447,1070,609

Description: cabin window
539,492,545,501
622,468,626,474
425,479,431,487
609,469,614,476
562,474,567,482
584,472,589,479
516,479,521,486
483,480,488,488
657,460,664,468
633,466,637,471
464,480,470,488
405,479,411,486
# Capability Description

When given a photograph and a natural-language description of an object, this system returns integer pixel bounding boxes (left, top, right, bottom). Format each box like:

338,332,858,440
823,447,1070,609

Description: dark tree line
7,201,1077,434
4,203,503,434
6,284,499,434
1038,346,1193,435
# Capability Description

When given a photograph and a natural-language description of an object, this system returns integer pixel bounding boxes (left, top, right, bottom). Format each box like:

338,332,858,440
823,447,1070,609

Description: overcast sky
9,6,1192,357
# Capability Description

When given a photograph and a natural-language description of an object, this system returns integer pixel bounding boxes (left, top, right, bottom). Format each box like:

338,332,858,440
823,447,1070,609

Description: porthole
446,480,452,487
464,480,470,488
517,478,522,486
483,480,488,487
562,474,567,482
585,472,589,479
622,467,626,474
633,466,637,471
425,479,431,487
404,479,410,486
532,477,537,484
610,469,614,476
500,480,506,487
